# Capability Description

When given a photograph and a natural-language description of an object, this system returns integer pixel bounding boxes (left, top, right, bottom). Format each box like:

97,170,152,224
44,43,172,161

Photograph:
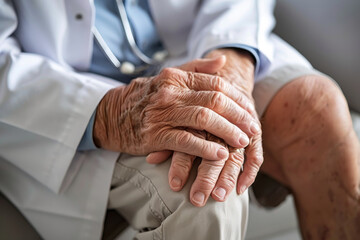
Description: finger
168,152,196,191
181,90,258,137
146,150,173,164
169,105,249,148
237,132,264,195
159,68,258,123
186,71,258,119
177,55,226,74
159,129,229,161
189,158,226,207
211,148,245,201
168,129,204,191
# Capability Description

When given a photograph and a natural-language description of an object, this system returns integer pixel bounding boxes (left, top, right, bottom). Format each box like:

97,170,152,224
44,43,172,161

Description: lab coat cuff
204,44,261,78
192,35,272,81
77,110,98,151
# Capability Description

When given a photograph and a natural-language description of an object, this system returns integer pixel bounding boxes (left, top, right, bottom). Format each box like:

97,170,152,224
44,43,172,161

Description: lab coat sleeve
188,0,276,78
0,2,114,193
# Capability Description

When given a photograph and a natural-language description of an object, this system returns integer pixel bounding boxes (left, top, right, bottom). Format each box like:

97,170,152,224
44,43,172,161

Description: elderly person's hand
93,57,257,162
206,48,264,197
147,49,263,207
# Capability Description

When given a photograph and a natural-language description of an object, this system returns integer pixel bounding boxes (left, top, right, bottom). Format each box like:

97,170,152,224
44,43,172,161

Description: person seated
0,0,358,239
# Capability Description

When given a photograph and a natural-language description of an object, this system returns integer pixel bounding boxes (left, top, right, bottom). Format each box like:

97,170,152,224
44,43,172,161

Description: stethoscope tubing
115,0,158,65
92,0,165,75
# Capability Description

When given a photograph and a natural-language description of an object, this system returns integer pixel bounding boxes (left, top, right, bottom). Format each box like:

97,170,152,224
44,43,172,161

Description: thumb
177,55,226,74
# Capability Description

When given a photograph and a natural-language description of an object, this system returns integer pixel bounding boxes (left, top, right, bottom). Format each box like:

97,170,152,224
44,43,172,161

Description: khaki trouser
109,153,249,240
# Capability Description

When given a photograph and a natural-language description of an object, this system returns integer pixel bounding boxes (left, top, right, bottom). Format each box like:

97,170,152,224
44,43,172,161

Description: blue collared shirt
78,0,261,150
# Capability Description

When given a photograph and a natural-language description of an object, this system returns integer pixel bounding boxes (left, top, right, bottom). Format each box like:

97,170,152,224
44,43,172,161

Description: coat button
152,50,168,62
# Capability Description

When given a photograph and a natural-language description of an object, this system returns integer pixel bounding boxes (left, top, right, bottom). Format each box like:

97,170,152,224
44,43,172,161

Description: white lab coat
0,0,278,239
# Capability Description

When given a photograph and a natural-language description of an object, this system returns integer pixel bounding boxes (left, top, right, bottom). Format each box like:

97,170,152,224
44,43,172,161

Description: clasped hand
94,52,263,207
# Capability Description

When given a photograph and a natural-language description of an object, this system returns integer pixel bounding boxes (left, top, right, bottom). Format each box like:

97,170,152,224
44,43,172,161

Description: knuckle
195,107,212,128
155,129,172,145
196,176,218,191
160,67,176,78
186,71,195,85
231,152,245,165
172,160,192,176
254,153,264,166
153,85,174,103
235,93,245,104
220,172,238,188
212,76,225,91
248,159,262,175
237,109,248,122
201,159,226,170
151,75,173,93
249,143,264,166
199,141,210,156
175,132,192,147
210,91,226,110
237,94,255,113
256,125,263,135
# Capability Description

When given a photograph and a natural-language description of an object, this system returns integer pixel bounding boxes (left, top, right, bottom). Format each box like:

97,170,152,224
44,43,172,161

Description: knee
262,75,354,180
286,75,347,121
268,75,351,137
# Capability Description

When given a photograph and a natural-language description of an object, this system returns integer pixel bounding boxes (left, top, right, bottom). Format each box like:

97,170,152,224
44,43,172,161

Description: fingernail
239,185,247,195
250,122,260,134
213,187,226,200
170,176,182,189
192,192,205,205
239,135,249,147
217,148,228,159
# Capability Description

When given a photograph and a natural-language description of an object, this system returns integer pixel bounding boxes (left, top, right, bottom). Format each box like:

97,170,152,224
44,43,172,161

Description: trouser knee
109,154,249,240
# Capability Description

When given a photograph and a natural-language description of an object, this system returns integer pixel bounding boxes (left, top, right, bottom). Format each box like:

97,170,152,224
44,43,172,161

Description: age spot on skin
283,102,289,108
291,118,296,125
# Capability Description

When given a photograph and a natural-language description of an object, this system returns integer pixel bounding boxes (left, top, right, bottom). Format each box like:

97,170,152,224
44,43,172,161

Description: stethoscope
92,0,168,75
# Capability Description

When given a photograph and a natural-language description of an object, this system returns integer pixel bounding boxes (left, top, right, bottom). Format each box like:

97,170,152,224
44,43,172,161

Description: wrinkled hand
147,49,263,207
93,57,258,162
207,49,264,199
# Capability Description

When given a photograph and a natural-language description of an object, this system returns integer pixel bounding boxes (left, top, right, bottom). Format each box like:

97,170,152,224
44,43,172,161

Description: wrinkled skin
93,56,259,165
148,49,264,207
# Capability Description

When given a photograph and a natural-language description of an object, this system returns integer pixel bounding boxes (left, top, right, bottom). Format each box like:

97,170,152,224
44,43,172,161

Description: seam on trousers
112,169,163,224
113,162,172,222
